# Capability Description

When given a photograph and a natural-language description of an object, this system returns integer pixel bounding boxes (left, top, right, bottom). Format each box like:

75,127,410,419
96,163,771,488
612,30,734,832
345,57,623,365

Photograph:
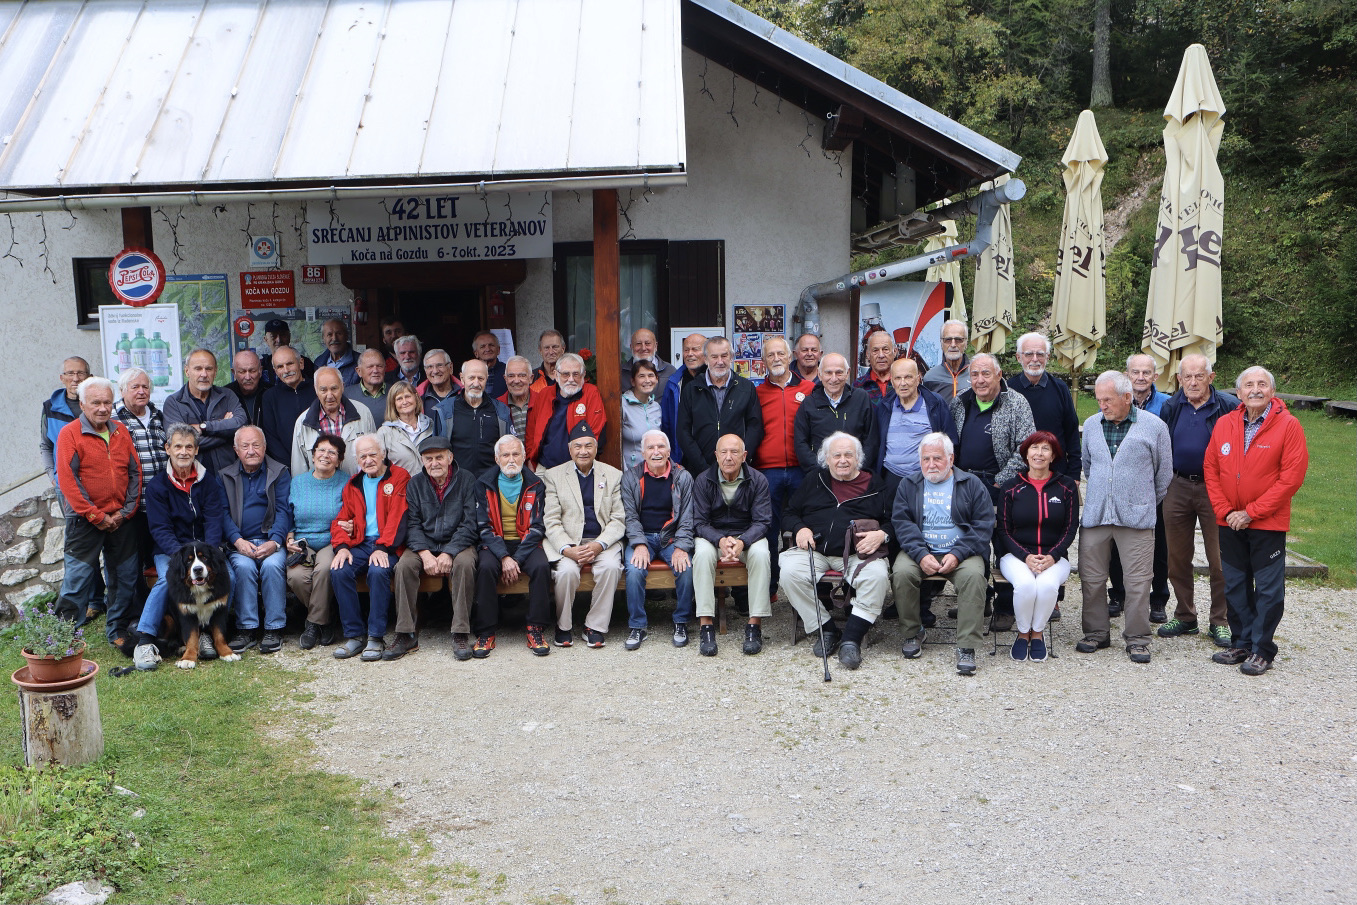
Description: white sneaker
133,643,161,671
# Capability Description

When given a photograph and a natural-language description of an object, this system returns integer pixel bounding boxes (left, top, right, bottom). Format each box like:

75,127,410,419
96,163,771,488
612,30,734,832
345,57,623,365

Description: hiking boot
901,630,925,660
1149,606,1168,624
526,625,550,657
1240,654,1272,676
1011,637,1029,661
742,623,763,656
133,643,161,671
198,633,218,660
990,611,1015,633
382,633,419,661
333,637,366,660
956,648,976,676
624,628,647,651
1212,646,1249,665
259,630,282,654
672,623,689,647
811,623,841,658
228,630,258,652
698,624,717,657
1029,636,1048,661
584,629,606,648
472,634,496,659
1108,596,1124,618
1157,618,1199,637
360,637,385,662
1127,644,1151,664
1048,605,1061,622
298,622,321,651
1209,625,1232,648
1075,636,1110,654
452,633,473,661
838,641,862,670
318,623,336,646
553,628,574,647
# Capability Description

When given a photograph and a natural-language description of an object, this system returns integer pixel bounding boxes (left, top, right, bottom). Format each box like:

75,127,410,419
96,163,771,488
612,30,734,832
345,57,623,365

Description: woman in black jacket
996,431,1079,661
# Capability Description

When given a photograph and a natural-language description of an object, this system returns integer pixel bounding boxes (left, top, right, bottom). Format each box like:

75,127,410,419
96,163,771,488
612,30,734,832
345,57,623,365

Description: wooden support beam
593,188,622,468
120,207,153,250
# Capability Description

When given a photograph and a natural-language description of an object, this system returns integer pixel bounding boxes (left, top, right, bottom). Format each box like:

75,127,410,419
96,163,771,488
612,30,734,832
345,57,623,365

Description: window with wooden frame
552,240,724,362
73,257,116,329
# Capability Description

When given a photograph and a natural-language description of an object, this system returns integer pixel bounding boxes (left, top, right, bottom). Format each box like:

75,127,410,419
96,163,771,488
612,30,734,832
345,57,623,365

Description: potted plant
12,600,87,683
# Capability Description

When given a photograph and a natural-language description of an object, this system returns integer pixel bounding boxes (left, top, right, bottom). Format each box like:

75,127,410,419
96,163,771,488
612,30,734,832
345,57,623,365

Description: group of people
44,314,1307,678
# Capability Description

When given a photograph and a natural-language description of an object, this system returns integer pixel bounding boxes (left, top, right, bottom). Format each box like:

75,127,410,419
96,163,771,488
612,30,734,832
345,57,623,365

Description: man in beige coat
542,422,626,648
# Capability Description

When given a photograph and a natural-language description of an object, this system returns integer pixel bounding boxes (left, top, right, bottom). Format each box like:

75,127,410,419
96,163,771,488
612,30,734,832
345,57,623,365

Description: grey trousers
393,547,477,634
1080,524,1153,646
286,544,337,625
778,547,889,631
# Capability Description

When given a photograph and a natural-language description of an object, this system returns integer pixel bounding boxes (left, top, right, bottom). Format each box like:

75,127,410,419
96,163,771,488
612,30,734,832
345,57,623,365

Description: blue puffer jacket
144,463,227,557
40,388,78,481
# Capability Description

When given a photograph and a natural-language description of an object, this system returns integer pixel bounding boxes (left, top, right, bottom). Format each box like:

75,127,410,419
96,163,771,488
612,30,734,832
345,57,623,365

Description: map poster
163,274,231,386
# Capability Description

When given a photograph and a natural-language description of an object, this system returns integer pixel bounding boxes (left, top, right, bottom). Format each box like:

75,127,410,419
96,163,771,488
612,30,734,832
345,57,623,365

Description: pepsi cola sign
108,248,166,306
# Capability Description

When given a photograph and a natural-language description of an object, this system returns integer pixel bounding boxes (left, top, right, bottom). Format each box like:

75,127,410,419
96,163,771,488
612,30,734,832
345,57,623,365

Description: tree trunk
1090,0,1114,108
19,681,104,766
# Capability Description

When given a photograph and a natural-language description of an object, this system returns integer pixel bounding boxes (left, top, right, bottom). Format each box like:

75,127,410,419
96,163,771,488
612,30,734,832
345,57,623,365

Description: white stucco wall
0,202,352,485
517,49,852,359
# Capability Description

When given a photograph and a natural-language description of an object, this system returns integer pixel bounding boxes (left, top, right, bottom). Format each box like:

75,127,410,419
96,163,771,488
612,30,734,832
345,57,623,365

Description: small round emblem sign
108,247,166,306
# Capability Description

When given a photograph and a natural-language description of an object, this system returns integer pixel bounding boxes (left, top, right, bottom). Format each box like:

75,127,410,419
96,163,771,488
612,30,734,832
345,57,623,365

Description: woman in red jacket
996,431,1080,661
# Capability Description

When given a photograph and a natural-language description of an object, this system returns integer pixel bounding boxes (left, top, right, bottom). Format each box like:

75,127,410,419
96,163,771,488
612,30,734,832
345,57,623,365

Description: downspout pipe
796,178,1026,336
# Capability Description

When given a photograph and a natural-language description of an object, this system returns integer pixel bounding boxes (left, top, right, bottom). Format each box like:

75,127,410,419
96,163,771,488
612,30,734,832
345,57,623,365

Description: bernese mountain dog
163,541,240,669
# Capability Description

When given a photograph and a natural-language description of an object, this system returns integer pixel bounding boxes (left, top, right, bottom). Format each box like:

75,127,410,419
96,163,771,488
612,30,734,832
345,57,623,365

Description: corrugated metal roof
0,0,687,192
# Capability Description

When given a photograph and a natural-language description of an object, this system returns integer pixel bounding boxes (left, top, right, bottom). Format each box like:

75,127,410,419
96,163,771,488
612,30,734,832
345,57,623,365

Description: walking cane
807,541,831,683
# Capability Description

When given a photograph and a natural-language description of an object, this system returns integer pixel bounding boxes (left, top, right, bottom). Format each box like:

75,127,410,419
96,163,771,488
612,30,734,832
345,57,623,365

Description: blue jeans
761,467,804,588
329,541,395,640
230,546,288,631
136,553,175,638
56,516,139,642
624,533,694,629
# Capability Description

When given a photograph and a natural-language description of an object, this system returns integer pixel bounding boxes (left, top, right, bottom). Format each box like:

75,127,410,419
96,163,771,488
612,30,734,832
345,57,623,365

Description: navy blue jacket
1006,372,1082,479
873,386,958,472
144,464,227,557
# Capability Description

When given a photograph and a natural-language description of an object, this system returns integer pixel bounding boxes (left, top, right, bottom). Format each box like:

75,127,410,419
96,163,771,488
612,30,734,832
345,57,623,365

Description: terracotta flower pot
21,642,87,683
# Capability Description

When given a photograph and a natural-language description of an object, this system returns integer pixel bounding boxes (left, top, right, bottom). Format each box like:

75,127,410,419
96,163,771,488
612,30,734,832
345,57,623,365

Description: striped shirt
115,403,168,502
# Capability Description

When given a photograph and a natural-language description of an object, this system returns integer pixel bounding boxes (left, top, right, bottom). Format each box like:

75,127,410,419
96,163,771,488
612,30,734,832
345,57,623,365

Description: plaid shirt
115,402,168,501
1100,406,1136,460
317,407,345,436
1243,406,1268,452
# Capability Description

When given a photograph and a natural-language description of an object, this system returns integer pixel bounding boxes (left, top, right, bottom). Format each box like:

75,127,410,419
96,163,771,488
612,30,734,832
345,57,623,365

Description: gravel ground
275,577,1357,905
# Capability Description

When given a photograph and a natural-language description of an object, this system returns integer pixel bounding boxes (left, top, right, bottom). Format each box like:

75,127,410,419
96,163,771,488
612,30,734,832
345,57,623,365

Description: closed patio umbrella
925,218,967,326
1051,109,1108,375
972,173,1016,354
1142,43,1226,388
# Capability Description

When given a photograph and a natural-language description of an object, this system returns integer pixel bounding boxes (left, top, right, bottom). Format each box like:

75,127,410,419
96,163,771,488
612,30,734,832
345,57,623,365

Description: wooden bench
1323,400,1357,418
1276,392,1330,411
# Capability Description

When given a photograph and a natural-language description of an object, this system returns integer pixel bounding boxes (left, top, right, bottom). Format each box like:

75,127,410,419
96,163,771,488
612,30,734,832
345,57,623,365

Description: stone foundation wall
0,489,67,624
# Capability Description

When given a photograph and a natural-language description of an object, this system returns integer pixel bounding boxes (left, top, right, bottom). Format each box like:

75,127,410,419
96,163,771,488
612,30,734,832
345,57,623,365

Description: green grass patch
1074,395,1354,587
0,640,417,904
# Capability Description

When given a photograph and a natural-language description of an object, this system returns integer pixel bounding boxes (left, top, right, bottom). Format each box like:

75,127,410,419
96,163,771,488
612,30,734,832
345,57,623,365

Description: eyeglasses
941,337,966,345
1019,350,1048,359
62,370,90,378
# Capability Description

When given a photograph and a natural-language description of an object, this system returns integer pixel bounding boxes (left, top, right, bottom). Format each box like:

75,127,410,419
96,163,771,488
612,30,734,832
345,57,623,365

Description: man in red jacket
525,353,606,470
753,336,807,596
54,376,142,633
1203,366,1308,676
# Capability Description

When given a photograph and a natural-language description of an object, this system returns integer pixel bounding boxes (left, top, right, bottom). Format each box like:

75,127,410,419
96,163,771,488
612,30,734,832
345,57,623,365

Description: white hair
117,367,150,396
640,429,670,451
557,352,585,372
816,431,864,469
1016,332,1051,355
970,352,1001,374
393,334,422,356
233,424,266,450
1095,370,1133,395
505,354,532,372
1177,353,1213,376
354,432,386,455
941,318,968,336
494,434,525,457
77,376,115,403
919,431,954,458
1126,352,1156,373
1235,366,1276,392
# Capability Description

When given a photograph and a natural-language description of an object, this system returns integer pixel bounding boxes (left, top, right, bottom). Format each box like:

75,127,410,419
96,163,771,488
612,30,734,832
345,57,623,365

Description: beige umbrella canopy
972,173,1016,354
925,219,967,326
1142,43,1226,388
1051,109,1108,374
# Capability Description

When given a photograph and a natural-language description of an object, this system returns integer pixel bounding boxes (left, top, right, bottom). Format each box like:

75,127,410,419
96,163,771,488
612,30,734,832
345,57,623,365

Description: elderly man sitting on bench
691,433,772,657
778,431,892,671
890,432,995,676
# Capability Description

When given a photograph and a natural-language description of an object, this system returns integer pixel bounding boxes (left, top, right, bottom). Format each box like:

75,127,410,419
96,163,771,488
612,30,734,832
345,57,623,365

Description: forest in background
743,0,1357,391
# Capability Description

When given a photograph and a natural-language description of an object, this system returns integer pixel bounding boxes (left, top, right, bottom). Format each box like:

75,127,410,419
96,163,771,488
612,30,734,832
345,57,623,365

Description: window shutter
667,240,724,327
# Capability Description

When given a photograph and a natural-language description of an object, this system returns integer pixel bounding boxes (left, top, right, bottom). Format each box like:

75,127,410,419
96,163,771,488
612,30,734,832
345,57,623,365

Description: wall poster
98,304,183,405
731,304,786,384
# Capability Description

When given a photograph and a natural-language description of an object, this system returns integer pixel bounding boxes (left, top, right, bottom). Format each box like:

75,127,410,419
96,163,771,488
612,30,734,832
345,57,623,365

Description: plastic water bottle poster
98,304,184,406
